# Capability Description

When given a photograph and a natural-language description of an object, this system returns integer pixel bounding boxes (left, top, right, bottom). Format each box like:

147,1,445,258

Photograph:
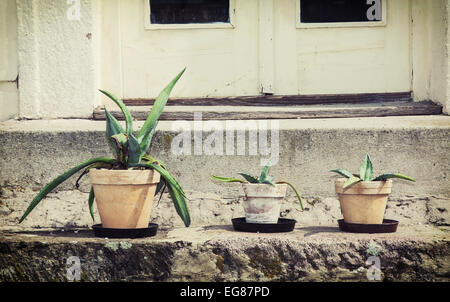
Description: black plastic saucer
338,219,399,234
92,223,158,238
232,217,296,233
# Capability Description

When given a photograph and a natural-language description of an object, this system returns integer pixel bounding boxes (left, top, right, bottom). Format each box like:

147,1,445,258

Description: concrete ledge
0,225,449,281
2,188,449,230
1,116,449,229
1,115,450,196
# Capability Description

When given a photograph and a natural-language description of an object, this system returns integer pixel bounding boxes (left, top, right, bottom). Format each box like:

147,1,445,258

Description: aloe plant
19,68,190,227
211,163,305,210
331,154,416,189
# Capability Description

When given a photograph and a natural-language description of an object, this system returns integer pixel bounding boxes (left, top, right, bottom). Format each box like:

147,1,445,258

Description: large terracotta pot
335,178,392,224
89,169,160,229
242,183,287,224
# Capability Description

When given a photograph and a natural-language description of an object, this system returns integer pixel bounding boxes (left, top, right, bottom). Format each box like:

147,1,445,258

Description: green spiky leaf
137,122,157,158
343,176,362,189
88,186,95,221
261,175,275,186
330,169,356,179
75,161,113,189
210,175,246,183
105,108,125,159
128,163,189,226
166,182,190,227
140,155,168,197
111,133,128,149
111,133,128,164
360,154,373,182
372,173,416,182
155,178,167,197
141,154,166,168
127,133,142,165
19,157,117,223
137,68,186,157
259,163,270,183
277,181,304,211
99,89,133,136
237,173,259,183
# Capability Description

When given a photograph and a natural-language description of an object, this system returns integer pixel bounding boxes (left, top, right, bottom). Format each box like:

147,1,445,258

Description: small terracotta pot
242,183,287,224
90,169,160,229
335,178,392,224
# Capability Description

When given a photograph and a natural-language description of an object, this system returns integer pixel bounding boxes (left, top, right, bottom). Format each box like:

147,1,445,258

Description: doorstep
93,100,443,120
0,224,449,281
1,115,450,230
1,115,449,196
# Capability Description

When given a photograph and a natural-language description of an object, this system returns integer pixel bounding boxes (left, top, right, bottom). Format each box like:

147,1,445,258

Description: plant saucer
231,217,296,233
92,223,158,238
338,219,399,233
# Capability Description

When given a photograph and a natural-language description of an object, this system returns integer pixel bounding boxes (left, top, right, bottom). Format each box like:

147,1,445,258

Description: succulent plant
19,69,190,227
331,154,415,189
211,162,305,210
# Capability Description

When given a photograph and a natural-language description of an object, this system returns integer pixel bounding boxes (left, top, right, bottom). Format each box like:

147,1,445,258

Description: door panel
117,0,259,99
284,0,411,94
101,0,411,103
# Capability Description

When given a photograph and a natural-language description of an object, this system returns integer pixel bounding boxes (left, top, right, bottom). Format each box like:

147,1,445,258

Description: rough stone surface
1,117,450,196
1,117,449,281
2,187,449,230
1,116,450,228
0,225,449,282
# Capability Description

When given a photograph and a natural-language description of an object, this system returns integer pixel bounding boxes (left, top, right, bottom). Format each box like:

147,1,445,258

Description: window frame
296,0,387,29
144,0,236,30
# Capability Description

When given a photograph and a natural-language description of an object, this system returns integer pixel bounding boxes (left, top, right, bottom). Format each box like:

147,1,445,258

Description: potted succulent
19,69,190,232
211,163,304,225
331,154,415,225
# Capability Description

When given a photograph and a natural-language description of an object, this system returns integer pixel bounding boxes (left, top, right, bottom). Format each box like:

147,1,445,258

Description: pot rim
241,183,288,187
334,178,393,186
242,182,287,198
334,178,392,195
90,168,160,185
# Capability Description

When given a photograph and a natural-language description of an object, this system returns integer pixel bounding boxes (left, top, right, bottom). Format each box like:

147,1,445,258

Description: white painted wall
0,0,19,121
427,0,448,114
111,0,259,101
107,0,412,98
448,1,450,114
412,0,449,114
15,0,99,119
0,0,449,119
292,0,410,95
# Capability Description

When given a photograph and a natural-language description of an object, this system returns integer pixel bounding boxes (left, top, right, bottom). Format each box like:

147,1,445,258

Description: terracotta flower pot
89,169,160,229
242,183,287,224
334,178,392,224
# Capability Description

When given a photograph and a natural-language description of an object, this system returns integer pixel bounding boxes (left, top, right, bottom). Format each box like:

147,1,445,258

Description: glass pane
150,0,230,24
300,0,382,23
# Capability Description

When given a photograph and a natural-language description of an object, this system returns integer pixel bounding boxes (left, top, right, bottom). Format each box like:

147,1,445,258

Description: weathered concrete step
1,115,450,197
1,116,449,229
1,225,449,281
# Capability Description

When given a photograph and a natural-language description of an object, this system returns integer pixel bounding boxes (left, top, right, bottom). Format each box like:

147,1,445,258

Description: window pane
150,0,230,24
300,0,382,23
